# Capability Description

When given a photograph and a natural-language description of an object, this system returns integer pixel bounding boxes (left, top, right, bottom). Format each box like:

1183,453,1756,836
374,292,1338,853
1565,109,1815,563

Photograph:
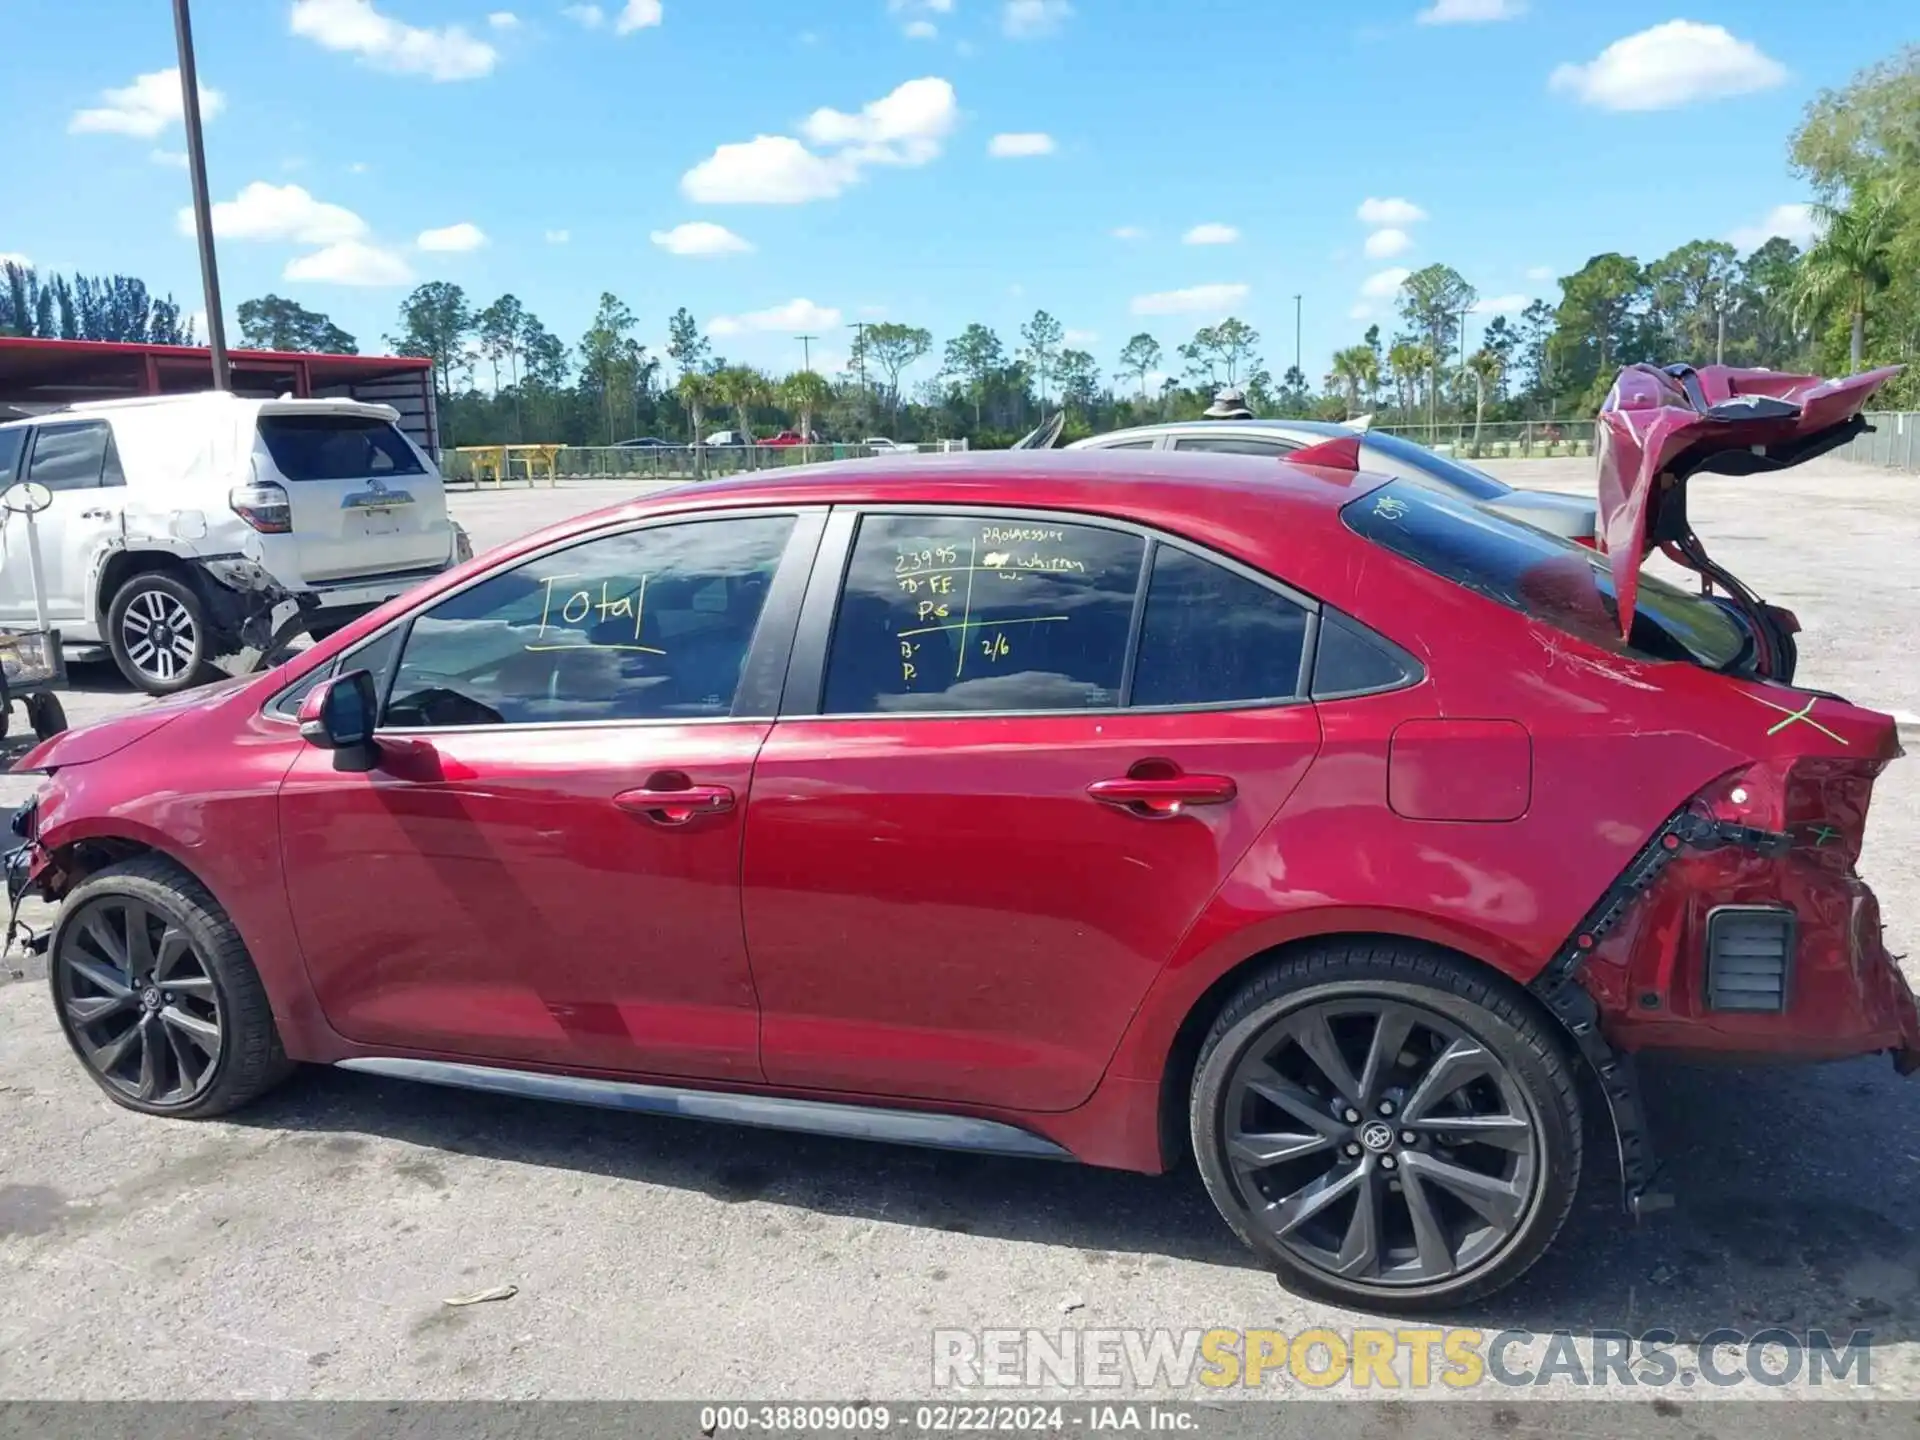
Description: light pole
173,0,229,389
795,333,817,372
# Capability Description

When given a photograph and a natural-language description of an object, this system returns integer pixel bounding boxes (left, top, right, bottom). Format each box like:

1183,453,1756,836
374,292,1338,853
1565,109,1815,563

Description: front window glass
385,516,794,727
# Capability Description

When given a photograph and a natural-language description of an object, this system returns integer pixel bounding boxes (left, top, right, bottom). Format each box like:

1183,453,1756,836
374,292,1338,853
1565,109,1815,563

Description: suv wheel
1190,941,1581,1310
107,572,212,695
49,856,293,1118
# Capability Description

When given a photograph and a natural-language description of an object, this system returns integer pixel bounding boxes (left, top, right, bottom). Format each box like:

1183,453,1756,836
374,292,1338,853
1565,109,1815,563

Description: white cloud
1525,264,1555,281
905,19,937,39
562,3,604,25
1728,202,1818,252
1360,266,1412,298
682,135,850,204
1364,227,1412,258
1129,283,1250,317
70,68,224,138
1111,225,1145,241
284,240,413,286
183,182,369,244
684,77,957,203
651,221,754,256
545,228,571,243
417,221,488,252
707,298,843,337
1182,222,1240,245
1063,328,1098,345
0,253,31,271
1003,0,1071,37
1357,196,1426,226
1417,0,1525,23
1550,21,1786,111
615,0,662,34
988,131,1056,158
151,149,189,169
290,0,498,81
487,10,519,27
1471,294,1530,314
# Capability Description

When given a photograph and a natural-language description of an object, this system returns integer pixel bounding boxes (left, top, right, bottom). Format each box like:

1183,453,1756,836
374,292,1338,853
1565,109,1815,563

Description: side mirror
298,669,380,769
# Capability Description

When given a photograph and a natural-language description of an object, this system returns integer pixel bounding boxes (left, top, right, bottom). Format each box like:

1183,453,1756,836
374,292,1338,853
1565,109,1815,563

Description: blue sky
0,0,1898,390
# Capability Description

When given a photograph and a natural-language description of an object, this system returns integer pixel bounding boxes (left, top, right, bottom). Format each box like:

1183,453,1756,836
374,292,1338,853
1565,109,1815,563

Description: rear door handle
1088,773,1237,817
81,508,113,520
613,781,735,826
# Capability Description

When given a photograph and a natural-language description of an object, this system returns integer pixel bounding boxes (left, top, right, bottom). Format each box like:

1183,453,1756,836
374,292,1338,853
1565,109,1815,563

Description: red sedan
9,381,1913,1308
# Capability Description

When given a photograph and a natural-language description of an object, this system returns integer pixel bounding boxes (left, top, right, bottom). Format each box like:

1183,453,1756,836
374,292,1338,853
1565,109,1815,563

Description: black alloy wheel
54,894,225,1106
1191,944,1581,1310
48,857,292,1118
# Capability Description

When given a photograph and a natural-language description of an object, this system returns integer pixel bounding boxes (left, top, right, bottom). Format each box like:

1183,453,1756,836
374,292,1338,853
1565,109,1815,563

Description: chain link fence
444,441,972,485
1370,420,1596,460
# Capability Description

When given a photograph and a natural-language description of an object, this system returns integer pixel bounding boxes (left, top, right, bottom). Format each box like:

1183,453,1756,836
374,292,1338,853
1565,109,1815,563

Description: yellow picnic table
455,444,563,488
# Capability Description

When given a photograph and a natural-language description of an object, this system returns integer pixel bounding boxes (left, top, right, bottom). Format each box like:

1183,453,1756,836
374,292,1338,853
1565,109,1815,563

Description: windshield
1362,431,1508,500
0,427,23,488
1344,479,1749,672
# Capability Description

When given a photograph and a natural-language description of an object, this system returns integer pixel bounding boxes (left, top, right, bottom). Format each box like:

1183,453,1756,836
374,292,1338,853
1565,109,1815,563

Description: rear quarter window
0,427,23,487
1343,479,1748,671
258,414,426,481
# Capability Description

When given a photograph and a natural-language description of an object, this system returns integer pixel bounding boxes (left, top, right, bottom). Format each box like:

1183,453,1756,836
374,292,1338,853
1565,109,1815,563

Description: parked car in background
614,436,672,449
15,370,1909,1310
863,437,916,454
0,392,466,696
703,430,749,447
762,431,820,448
1066,418,1596,543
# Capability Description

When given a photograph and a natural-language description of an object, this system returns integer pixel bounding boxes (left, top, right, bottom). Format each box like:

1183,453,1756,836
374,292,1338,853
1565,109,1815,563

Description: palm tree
1386,341,1422,419
780,369,832,443
1794,182,1906,369
1466,347,1505,452
675,369,716,443
1329,345,1379,418
712,365,768,443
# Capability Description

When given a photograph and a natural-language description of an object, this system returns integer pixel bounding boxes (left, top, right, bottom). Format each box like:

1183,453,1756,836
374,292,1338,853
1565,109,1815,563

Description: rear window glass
1361,432,1507,500
258,414,426,482
1343,480,1749,671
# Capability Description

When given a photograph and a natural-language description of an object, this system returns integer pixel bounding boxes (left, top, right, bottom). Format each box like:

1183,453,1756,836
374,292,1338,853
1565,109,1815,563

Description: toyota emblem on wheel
1359,1121,1395,1153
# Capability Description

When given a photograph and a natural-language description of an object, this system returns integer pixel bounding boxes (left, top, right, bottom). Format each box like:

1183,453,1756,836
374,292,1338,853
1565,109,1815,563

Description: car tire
1190,939,1581,1311
48,855,293,1119
107,572,215,695
25,691,66,740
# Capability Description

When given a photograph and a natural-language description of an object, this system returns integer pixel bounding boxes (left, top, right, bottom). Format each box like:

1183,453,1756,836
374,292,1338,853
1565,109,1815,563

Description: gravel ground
2,456,1917,1403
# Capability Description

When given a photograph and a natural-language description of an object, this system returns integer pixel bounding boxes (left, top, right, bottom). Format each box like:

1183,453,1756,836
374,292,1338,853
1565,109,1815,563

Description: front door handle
614,779,735,826
1088,772,1237,818
80,507,113,520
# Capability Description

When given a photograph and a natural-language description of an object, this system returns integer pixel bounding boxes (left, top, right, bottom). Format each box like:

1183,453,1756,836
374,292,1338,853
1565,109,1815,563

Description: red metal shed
0,337,440,457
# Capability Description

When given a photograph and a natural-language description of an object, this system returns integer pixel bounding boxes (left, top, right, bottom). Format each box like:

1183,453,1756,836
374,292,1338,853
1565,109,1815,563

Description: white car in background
0,392,469,695
862,437,918,454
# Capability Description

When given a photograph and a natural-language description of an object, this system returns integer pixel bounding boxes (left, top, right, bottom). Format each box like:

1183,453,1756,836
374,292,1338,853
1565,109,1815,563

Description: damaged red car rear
5,365,1912,1312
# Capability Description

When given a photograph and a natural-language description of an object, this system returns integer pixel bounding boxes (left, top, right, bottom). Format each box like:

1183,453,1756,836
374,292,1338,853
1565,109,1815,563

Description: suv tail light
230,481,292,534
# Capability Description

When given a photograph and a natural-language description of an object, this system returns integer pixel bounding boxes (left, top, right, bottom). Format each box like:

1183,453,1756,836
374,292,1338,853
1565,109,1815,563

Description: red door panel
741,707,1322,1111
280,722,769,1080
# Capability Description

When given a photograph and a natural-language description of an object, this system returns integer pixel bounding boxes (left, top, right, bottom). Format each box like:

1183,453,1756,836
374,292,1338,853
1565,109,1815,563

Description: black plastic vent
1704,906,1796,1012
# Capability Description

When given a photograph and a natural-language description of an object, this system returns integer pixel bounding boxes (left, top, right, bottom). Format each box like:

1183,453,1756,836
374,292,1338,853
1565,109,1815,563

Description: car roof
490,450,1393,607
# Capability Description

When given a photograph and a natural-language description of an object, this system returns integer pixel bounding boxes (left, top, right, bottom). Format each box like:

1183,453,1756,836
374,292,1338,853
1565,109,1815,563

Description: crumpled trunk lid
1595,362,1902,642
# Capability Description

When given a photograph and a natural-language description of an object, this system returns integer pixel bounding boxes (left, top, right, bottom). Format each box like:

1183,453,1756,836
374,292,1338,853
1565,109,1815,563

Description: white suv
0,392,468,695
